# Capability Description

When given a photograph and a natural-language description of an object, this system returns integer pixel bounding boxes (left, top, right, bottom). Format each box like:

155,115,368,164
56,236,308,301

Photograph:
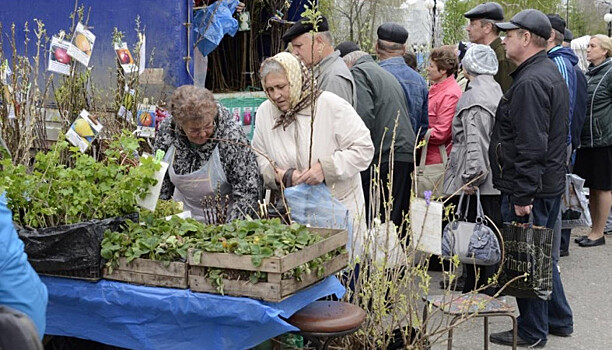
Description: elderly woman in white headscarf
252,52,374,257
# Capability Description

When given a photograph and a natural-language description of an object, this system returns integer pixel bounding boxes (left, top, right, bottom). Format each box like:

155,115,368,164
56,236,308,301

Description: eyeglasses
178,120,216,137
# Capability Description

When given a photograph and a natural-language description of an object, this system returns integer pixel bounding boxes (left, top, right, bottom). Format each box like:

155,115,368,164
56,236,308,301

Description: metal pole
431,0,437,48
609,8,612,37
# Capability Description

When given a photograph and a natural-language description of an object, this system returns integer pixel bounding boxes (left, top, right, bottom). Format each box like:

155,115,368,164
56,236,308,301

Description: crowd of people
2,1,612,348
152,2,612,348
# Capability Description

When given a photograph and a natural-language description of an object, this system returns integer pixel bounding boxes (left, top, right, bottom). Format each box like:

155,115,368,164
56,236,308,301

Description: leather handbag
414,130,448,198
441,188,501,266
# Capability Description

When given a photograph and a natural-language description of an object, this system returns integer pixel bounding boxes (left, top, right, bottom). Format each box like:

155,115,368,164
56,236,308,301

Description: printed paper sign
136,103,156,138
410,197,443,255
114,42,138,74
67,23,95,66
66,110,103,152
48,37,72,76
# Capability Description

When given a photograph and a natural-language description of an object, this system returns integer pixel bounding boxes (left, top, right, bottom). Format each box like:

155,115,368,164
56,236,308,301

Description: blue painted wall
0,0,192,88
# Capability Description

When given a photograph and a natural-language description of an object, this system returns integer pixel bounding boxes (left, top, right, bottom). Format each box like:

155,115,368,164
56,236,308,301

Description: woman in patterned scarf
153,86,261,223
252,52,374,259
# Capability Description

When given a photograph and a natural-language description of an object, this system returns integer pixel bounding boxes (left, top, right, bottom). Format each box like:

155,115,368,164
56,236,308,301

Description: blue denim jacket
379,57,429,139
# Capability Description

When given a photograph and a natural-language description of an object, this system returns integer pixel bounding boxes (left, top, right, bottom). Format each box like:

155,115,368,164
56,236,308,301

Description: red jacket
426,76,462,165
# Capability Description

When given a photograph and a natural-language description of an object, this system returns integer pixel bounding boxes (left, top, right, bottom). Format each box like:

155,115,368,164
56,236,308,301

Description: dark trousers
501,193,573,343
447,194,502,295
560,228,571,253
361,161,414,239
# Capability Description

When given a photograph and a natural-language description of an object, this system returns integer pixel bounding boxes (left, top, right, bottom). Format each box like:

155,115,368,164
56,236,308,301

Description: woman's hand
296,162,324,185
463,185,476,195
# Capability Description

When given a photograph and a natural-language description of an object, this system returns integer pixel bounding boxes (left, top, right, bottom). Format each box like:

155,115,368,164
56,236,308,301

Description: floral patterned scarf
262,52,322,130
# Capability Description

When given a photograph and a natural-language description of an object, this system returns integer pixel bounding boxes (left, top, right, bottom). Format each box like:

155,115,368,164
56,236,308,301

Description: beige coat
252,91,374,258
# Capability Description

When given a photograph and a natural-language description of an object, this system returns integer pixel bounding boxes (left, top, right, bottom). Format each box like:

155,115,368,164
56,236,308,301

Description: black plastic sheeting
17,214,137,279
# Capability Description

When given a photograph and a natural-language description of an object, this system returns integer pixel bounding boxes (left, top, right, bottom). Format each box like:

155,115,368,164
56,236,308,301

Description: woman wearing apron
153,86,261,223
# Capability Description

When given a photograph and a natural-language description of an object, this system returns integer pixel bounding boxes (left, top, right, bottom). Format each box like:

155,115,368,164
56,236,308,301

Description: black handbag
497,215,553,300
441,188,501,266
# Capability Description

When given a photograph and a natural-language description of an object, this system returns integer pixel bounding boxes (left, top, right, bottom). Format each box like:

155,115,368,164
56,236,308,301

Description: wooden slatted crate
188,228,348,301
102,258,188,289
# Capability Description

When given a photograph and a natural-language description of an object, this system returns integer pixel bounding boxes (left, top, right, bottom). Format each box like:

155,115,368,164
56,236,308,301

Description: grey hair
259,59,286,82
316,31,334,47
552,29,564,46
343,50,369,68
480,18,501,35
377,39,405,53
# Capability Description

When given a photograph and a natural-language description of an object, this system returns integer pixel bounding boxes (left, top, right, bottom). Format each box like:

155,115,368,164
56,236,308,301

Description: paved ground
428,228,612,350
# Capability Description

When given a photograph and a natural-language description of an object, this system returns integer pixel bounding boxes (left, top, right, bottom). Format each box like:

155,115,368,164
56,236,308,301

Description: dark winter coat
489,51,569,205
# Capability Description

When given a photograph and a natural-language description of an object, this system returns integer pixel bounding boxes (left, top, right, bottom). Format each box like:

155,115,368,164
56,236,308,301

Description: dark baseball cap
464,2,504,21
377,23,409,44
564,28,573,42
547,14,566,34
496,9,552,40
282,16,329,43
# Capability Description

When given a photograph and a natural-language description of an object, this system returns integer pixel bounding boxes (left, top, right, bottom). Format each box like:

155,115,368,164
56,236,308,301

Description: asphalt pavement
428,228,612,350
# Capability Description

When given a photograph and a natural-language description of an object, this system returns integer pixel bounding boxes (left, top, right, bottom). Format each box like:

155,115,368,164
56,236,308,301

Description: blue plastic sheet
194,0,239,57
42,276,344,350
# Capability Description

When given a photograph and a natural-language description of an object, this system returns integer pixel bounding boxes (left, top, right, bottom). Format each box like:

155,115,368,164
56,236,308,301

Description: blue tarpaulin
42,275,344,350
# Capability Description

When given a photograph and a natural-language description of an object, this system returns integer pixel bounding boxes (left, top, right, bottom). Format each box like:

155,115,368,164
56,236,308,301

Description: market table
41,275,345,350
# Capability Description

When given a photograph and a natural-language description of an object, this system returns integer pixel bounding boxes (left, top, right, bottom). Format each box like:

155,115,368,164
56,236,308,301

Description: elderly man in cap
545,14,588,257
489,9,574,348
376,23,429,139
562,28,573,48
282,16,356,106
341,47,416,232
464,1,516,92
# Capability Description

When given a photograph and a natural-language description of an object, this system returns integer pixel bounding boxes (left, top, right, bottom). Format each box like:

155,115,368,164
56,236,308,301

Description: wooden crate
188,228,348,302
103,258,188,289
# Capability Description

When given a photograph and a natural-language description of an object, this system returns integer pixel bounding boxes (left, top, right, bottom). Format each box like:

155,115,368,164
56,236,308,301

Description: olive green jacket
490,37,516,93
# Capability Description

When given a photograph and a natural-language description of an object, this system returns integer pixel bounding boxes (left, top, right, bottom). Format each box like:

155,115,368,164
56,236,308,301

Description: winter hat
461,44,498,76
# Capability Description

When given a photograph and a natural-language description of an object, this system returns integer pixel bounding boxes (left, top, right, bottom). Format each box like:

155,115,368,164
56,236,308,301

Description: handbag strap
418,129,448,166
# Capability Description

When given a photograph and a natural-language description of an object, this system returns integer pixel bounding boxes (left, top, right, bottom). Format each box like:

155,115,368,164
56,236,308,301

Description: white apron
166,145,232,223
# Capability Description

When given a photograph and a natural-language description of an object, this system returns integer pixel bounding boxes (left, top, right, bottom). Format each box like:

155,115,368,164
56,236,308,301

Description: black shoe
578,236,605,247
574,235,588,243
605,230,612,235
560,250,570,257
490,330,546,348
549,328,573,337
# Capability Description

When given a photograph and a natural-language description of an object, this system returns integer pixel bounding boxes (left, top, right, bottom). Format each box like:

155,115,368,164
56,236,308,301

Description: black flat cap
564,28,573,42
335,41,360,57
282,16,329,43
496,9,552,40
464,2,504,21
547,14,566,34
377,23,408,44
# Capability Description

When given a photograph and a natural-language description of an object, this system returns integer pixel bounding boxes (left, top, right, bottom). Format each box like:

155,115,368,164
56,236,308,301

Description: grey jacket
444,75,502,195
350,54,415,164
316,50,357,107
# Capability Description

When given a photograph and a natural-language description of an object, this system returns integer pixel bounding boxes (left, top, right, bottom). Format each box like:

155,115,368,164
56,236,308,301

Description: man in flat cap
342,50,416,234
282,16,356,107
375,23,429,139
489,9,574,348
464,1,516,92
545,14,588,258
562,28,573,48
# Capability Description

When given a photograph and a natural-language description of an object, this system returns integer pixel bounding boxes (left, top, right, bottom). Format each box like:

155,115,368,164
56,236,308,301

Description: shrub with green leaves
0,131,160,228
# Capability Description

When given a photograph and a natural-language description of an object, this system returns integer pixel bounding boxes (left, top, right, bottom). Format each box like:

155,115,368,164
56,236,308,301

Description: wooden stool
286,301,366,350
422,293,517,350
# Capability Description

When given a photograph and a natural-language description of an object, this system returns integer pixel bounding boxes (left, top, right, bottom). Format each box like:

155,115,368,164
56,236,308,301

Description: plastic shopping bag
284,184,351,247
